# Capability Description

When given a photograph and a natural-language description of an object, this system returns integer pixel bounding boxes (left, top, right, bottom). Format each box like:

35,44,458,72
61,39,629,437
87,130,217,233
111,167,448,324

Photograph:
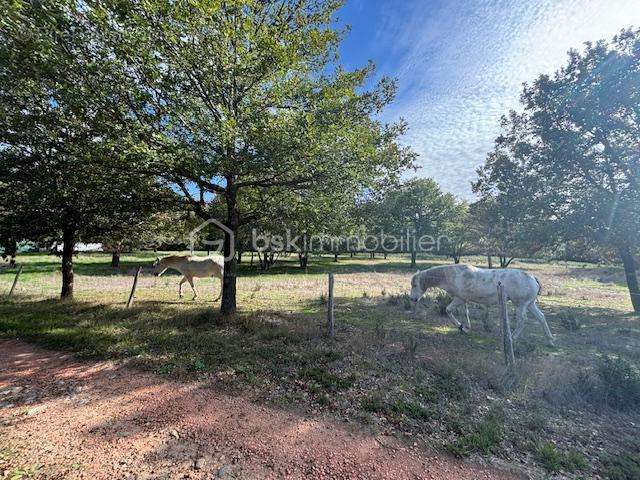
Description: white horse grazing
153,255,224,301
410,264,553,343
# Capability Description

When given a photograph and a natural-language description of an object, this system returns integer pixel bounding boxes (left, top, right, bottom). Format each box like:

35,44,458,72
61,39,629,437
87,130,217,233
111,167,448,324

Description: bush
534,442,587,472
387,293,413,310
361,394,386,413
559,311,580,331
433,366,468,400
597,356,640,411
299,367,354,391
391,399,432,420
601,451,640,480
432,290,452,315
525,411,547,432
403,335,419,358
446,417,502,457
543,356,640,411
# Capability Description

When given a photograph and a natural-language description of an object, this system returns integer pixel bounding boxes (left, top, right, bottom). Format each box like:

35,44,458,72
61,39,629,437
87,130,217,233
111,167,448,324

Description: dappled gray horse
410,264,553,344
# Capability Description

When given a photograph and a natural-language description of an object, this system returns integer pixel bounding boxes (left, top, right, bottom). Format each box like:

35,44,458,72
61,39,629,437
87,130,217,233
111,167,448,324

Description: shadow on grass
554,265,628,289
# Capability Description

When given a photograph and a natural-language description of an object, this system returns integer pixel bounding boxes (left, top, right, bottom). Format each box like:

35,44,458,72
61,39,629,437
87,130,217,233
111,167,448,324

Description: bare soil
0,339,522,480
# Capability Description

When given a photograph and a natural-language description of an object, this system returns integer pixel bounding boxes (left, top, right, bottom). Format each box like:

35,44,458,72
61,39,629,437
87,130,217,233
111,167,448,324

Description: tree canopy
0,0,174,298
474,28,640,311
97,0,416,313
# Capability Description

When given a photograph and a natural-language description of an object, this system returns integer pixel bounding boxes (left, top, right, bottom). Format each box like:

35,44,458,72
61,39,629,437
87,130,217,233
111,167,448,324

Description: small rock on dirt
216,464,232,478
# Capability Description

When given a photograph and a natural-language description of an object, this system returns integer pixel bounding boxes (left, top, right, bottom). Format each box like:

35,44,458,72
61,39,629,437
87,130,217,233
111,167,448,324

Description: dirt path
0,340,520,480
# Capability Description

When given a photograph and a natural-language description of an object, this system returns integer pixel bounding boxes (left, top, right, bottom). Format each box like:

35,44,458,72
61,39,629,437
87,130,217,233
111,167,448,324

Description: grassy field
1,252,639,479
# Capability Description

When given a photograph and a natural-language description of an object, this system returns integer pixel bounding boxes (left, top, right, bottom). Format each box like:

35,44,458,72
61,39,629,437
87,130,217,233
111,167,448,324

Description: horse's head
410,268,444,303
152,257,166,277
409,270,424,303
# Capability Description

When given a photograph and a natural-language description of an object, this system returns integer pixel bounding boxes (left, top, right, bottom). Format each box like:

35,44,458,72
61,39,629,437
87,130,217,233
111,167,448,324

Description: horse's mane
420,266,448,290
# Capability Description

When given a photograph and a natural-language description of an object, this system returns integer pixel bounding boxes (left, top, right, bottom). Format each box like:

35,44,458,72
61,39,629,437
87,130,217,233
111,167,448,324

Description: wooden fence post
497,282,515,367
8,265,23,297
127,266,143,308
327,273,335,337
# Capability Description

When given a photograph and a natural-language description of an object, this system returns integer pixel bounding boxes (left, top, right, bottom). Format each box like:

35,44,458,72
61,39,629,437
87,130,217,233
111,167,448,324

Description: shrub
601,451,640,480
387,293,413,310
361,394,386,413
525,411,547,432
534,442,587,472
414,383,437,403
404,335,419,358
597,356,640,411
402,293,413,310
432,290,452,315
299,367,354,391
542,357,640,411
189,358,206,372
558,311,580,331
391,399,432,420
433,366,468,400
513,338,538,358
373,317,386,339
446,417,502,457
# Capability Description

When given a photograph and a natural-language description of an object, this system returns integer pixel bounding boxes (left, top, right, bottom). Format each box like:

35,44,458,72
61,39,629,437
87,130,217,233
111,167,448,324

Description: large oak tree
475,29,640,312
100,0,415,314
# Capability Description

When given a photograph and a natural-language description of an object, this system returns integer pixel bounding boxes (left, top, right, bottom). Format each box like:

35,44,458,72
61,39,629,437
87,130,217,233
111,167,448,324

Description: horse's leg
464,303,471,330
481,305,492,332
528,302,554,345
212,274,222,302
186,276,198,300
178,276,187,298
512,303,528,340
445,297,467,333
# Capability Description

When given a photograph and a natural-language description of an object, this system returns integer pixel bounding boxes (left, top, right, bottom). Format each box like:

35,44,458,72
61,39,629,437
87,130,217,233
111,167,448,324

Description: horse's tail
534,276,542,296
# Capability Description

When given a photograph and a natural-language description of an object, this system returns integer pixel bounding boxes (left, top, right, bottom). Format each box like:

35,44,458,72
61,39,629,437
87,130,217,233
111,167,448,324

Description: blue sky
336,0,640,199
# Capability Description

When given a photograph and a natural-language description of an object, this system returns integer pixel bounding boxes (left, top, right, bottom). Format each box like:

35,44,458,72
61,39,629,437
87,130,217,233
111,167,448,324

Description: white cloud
380,0,640,199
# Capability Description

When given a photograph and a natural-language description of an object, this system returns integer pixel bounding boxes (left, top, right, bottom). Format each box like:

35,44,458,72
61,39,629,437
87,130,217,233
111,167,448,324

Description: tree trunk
111,251,120,268
221,187,239,316
61,227,75,300
619,245,640,313
9,255,16,268
453,242,463,264
333,252,338,262
499,256,514,268
237,251,242,264
487,255,493,269
410,250,417,268
299,252,309,269
250,251,254,267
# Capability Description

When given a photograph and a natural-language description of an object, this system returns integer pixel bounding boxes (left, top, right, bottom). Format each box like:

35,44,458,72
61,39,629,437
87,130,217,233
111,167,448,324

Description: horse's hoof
458,325,469,334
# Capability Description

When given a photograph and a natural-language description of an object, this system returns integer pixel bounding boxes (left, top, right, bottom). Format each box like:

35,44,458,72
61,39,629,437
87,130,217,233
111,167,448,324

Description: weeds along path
0,339,521,480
